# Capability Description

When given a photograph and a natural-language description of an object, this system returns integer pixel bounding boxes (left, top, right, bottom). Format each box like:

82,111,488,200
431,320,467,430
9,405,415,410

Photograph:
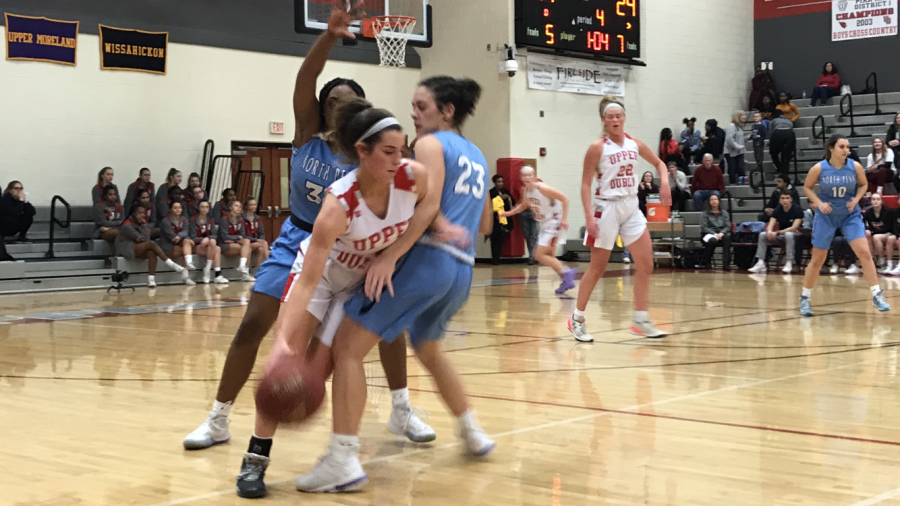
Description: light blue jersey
290,136,355,225
817,158,859,218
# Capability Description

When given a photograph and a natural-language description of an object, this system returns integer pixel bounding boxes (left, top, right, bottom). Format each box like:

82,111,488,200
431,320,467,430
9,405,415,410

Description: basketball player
183,4,433,450
799,134,890,316
236,98,432,498
500,166,577,293
567,96,673,342
295,76,495,493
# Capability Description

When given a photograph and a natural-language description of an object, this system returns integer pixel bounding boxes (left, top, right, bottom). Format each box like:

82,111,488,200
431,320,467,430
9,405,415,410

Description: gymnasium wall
510,0,755,239
754,0,900,97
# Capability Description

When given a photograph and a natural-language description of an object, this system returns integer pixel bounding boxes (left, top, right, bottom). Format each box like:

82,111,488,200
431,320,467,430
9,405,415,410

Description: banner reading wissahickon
99,24,168,75
5,13,78,66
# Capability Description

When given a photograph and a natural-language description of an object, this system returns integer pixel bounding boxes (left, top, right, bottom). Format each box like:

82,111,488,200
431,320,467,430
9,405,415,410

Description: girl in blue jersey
295,76,496,493
800,134,890,316
184,4,433,460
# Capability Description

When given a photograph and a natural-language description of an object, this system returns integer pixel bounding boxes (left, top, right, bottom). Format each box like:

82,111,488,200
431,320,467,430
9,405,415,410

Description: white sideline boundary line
847,486,900,506
148,353,885,506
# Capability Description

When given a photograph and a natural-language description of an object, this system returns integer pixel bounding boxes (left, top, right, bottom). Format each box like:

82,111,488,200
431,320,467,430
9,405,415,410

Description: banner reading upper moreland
99,24,167,75
832,0,898,41
5,13,78,66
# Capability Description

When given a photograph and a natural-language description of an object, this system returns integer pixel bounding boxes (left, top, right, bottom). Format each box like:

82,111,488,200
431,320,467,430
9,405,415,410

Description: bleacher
1,203,250,293
565,90,900,263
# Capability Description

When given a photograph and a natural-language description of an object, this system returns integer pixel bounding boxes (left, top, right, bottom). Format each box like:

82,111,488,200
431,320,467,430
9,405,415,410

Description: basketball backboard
296,0,432,48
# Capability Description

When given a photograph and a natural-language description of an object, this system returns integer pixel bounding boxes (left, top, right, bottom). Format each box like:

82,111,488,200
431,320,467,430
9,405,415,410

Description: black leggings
702,235,732,267
769,130,796,178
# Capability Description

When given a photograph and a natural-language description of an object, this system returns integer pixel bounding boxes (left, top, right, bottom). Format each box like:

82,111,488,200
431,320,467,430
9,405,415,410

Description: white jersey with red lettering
585,134,647,250
283,161,418,345
525,181,563,247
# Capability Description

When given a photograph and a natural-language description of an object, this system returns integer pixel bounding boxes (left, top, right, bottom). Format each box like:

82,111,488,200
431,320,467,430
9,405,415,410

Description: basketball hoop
363,15,417,68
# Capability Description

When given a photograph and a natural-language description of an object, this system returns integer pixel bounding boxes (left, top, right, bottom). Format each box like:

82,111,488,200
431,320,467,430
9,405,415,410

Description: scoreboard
515,0,641,61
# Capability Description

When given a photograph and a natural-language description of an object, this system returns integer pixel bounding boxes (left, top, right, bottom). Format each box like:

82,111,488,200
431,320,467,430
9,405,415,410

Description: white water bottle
802,90,807,99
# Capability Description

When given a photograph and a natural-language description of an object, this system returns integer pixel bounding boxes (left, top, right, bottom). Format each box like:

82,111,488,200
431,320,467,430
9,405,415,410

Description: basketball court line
146,353,885,506
848,486,900,506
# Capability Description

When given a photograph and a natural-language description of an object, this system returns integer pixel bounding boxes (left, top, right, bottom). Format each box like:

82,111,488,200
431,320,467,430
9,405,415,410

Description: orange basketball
255,355,326,424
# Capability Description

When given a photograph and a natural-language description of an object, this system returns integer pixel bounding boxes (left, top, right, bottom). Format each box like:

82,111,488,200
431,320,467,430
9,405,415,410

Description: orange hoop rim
363,15,417,38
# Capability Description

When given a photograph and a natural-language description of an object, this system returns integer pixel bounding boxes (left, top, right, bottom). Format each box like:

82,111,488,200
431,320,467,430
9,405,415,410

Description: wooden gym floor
3,265,900,506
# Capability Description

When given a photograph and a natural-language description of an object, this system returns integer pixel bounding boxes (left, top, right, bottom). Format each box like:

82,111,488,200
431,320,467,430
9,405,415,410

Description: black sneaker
236,452,270,499
15,236,33,244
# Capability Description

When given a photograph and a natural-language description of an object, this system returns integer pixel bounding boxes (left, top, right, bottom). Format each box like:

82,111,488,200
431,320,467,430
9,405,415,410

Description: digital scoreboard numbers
515,0,641,61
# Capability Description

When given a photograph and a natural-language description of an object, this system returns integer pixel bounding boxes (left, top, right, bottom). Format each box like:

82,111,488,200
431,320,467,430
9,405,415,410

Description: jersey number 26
454,156,485,199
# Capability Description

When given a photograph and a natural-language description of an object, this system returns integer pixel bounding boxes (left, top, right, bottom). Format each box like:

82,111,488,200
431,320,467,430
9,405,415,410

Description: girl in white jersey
501,166,577,293
234,98,433,498
567,96,672,342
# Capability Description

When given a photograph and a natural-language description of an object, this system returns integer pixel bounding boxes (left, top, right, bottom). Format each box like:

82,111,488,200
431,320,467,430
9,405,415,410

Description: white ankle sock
330,433,359,452
573,309,585,320
871,285,882,296
205,259,213,270
801,287,812,298
457,410,478,431
148,275,156,283
212,400,232,417
239,258,248,269
165,258,178,269
390,387,409,408
634,310,649,323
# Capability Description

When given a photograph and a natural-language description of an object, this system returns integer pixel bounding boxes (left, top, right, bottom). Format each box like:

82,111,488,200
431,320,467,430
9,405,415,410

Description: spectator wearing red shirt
810,62,840,106
690,154,726,210
659,128,688,173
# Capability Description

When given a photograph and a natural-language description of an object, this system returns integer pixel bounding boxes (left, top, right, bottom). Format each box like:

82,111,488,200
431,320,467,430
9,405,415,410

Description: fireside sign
5,13,78,66
527,53,624,96
832,0,898,41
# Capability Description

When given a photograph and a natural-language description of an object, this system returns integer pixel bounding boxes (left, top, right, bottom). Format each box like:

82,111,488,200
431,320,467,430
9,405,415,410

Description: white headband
603,102,624,115
357,117,400,144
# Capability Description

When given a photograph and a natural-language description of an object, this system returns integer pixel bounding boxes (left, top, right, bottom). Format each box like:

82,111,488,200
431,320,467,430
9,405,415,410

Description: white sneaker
460,424,496,457
889,264,900,276
781,261,793,274
295,451,368,493
241,271,256,282
202,271,211,284
181,270,196,286
387,406,437,443
845,264,861,276
214,275,230,284
623,256,632,264
880,261,893,274
183,413,231,450
185,261,196,270
148,279,157,288
830,264,840,274
567,317,593,343
748,259,767,273
630,320,668,338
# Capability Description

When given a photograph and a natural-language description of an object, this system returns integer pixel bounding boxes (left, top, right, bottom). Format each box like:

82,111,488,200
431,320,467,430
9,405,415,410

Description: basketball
255,355,326,424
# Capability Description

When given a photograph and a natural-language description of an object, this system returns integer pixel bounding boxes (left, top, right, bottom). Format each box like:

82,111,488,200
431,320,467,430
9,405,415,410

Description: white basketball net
372,16,416,68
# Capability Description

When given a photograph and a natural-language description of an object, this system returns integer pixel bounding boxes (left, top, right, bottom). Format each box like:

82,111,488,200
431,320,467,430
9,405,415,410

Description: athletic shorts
538,217,562,248
281,272,352,347
584,196,646,250
344,244,472,347
252,218,311,299
812,210,866,250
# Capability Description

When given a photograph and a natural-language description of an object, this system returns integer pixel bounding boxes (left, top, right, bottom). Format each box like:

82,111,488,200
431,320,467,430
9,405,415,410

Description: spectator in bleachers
886,113,900,157
699,119,726,163
659,128,688,173
749,66,776,113
189,199,228,284
724,110,747,184
134,189,160,239
864,193,897,273
186,172,202,192
123,168,155,215
776,92,801,123
751,112,767,167
115,204,185,288
795,201,816,270
680,117,702,163
157,186,185,224
690,154,725,211
637,171,659,216
748,189,803,274
810,62,841,107
768,110,796,179
185,186,207,219
667,161,689,213
241,197,270,263
158,200,196,285
218,200,254,282
92,167,118,204
758,175,801,222
865,138,894,194
0,180,36,260
93,185,123,243
829,231,860,275
700,194,732,270
183,172,203,213
157,168,182,210
758,95,776,122
213,188,238,219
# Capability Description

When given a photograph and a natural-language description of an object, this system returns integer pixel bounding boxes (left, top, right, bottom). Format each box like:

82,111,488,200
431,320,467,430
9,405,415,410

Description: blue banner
5,13,78,66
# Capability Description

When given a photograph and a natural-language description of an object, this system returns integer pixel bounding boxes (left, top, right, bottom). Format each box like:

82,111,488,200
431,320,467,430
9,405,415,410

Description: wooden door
235,145,292,244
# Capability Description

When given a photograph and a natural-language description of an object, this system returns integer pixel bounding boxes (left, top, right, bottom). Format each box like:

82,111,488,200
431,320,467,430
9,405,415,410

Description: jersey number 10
832,186,847,198
454,156,485,199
